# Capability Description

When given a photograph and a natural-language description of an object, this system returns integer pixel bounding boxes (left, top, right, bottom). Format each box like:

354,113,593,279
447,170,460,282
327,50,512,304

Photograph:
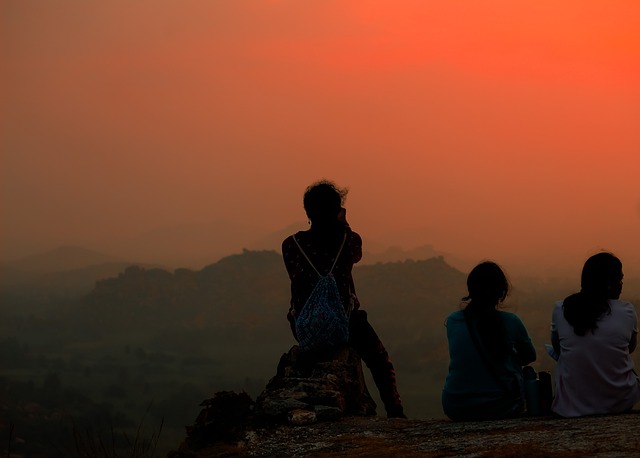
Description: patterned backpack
293,233,350,352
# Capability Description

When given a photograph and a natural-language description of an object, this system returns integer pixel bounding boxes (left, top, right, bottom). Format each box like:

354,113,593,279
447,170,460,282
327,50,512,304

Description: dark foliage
185,391,255,449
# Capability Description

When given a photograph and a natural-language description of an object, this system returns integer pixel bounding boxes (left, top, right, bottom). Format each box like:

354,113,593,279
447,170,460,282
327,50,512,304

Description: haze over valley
3,1,639,455
2,241,640,455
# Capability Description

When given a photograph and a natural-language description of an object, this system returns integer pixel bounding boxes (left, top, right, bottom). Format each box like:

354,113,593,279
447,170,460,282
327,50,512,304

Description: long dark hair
563,252,622,336
463,261,511,359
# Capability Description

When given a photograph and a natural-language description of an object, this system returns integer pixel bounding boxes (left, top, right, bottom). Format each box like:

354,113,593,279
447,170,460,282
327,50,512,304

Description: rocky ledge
170,345,640,457
173,410,640,457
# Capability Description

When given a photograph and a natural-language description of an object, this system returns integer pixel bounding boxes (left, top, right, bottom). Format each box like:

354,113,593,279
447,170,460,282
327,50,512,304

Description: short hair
303,180,348,223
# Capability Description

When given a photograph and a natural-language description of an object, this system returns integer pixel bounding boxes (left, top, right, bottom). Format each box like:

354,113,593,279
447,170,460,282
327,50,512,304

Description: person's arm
629,303,639,353
512,316,536,365
515,338,536,366
629,330,637,353
551,301,562,356
551,330,561,356
349,229,363,264
281,237,293,272
281,236,297,322
338,207,348,226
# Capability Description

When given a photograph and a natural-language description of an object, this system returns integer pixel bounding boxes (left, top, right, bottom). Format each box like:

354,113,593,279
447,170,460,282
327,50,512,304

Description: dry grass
73,404,164,458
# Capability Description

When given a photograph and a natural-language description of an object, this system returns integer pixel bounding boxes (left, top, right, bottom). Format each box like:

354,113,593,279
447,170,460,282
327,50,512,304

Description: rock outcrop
183,391,255,450
171,345,640,457
254,345,377,423
175,345,377,453
174,411,640,457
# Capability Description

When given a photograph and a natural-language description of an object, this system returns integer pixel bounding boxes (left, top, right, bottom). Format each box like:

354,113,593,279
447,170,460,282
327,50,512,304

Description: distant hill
57,251,467,354
6,245,125,273
0,246,163,302
99,221,261,269
245,224,470,272
246,222,307,252
360,244,470,271
2,247,638,457
90,221,469,271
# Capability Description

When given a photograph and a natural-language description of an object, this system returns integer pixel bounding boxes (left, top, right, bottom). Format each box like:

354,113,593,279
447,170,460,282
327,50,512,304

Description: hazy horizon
3,224,640,282
3,1,639,277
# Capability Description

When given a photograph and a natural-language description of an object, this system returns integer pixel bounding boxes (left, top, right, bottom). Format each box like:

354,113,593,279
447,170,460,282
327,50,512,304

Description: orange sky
2,1,639,275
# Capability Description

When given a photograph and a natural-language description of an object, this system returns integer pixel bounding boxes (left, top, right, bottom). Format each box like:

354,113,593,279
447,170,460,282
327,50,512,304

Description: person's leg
349,310,406,418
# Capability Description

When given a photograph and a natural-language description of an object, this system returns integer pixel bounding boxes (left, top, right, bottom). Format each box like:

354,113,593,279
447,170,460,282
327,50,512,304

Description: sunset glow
2,0,639,275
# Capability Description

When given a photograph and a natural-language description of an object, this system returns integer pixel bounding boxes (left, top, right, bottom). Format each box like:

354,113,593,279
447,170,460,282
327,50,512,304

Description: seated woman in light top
442,261,536,421
551,252,640,417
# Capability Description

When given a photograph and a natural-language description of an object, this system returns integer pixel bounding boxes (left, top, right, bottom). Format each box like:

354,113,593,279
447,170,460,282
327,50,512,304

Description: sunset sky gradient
2,1,639,275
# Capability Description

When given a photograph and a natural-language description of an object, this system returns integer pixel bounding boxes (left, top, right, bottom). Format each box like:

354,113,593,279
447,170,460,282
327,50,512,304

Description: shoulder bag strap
463,310,517,398
293,232,347,276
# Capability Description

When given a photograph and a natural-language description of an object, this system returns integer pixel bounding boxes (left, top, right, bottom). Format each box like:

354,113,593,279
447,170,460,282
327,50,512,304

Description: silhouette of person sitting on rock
282,180,406,418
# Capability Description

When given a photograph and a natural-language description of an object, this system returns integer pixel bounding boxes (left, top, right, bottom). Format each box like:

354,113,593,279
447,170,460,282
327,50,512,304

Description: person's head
464,261,510,309
303,180,348,226
563,252,622,336
463,261,512,359
580,252,623,300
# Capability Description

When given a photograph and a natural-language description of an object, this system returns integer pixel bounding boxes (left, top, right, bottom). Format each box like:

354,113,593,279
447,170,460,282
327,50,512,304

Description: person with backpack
442,261,536,421
282,180,406,418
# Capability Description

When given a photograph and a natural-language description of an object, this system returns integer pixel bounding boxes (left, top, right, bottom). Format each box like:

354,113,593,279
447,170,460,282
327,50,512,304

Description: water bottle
538,371,552,415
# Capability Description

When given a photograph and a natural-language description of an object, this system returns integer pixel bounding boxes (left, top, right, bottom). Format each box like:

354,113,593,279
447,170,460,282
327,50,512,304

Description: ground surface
173,410,640,457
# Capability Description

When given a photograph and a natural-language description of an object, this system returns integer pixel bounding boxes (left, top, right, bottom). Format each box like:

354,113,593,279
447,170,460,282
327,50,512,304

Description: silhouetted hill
0,246,164,311
6,245,125,273
2,248,639,456
74,252,466,337
355,256,465,332
359,245,470,271
245,222,306,251
245,223,471,271
100,221,261,269
0,261,163,297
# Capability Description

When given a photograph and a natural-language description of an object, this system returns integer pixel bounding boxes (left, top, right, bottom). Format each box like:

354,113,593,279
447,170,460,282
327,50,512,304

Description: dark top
282,226,362,322
442,310,536,416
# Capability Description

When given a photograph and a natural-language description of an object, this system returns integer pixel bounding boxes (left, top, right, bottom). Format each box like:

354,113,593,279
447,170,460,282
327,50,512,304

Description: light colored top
551,299,640,417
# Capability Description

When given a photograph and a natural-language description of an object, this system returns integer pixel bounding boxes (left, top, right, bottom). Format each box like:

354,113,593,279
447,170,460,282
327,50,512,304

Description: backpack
293,233,350,352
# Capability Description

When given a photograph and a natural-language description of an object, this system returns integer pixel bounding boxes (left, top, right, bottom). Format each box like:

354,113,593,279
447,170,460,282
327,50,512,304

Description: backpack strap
293,232,347,277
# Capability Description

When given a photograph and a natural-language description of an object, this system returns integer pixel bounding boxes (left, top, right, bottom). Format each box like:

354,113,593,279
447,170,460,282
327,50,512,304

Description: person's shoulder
612,298,635,307
497,310,526,325
611,299,637,314
281,235,293,249
551,300,564,314
446,310,465,321
282,231,307,249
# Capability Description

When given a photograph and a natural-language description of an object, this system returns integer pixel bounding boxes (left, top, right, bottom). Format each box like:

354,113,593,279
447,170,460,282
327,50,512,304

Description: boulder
183,390,254,450
255,345,377,423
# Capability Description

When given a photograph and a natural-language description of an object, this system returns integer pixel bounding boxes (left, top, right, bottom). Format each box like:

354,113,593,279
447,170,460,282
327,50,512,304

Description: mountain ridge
5,245,125,273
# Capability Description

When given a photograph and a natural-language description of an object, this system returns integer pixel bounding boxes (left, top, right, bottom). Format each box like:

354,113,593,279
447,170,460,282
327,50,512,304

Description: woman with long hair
442,261,536,421
551,252,640,417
